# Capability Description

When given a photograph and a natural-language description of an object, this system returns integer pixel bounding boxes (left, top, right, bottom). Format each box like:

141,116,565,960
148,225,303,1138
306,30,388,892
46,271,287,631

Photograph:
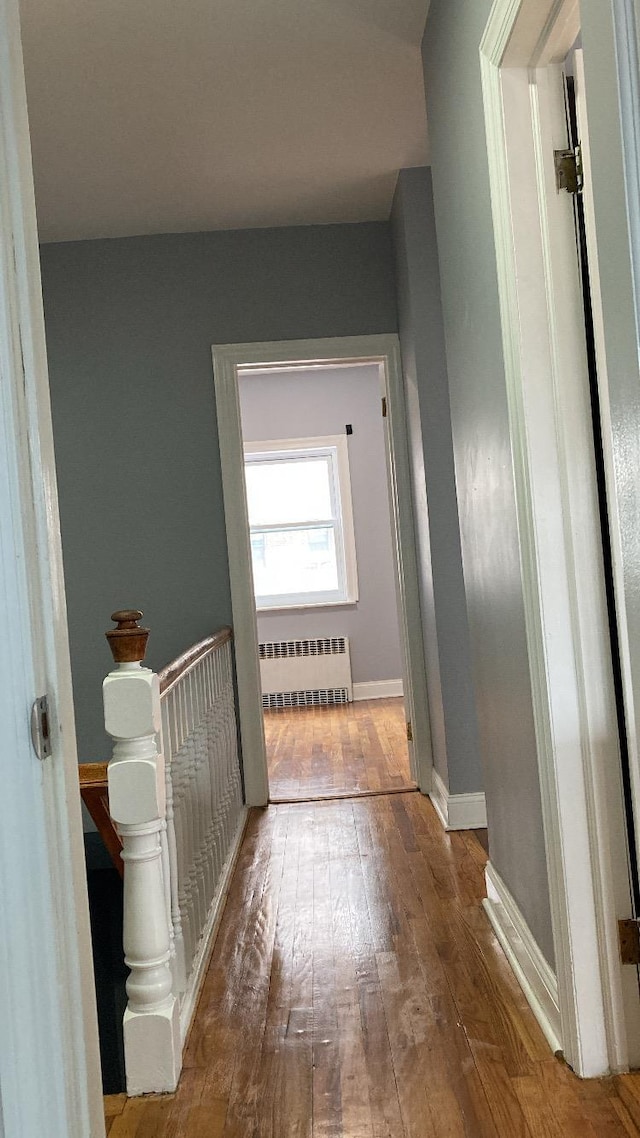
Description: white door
518,51,640,1070
568,47,640,1066
519,49,640,1071
0,0,104,1133
481,0,640,1074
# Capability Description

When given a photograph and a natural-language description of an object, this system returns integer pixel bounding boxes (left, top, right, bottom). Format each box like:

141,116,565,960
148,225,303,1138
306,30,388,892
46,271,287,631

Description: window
244,435,358,610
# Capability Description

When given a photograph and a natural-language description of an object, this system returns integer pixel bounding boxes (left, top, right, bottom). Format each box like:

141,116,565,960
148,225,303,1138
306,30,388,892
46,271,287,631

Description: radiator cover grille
259,637,352,708
263,687,350,710
259,637,347,660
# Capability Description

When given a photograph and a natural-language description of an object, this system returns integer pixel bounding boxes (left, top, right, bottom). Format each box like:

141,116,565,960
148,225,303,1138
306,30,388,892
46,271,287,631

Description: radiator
259,637,353,709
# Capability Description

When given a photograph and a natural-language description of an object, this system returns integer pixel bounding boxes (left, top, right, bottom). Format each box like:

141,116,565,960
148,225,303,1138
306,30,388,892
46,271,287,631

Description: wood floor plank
280,807,315,1137
312,814,344,1138
221,806,294,1136
155,1069,208,1138
373,796,500,1138
249,837,302,1138
611,1098,640,1138
104,1094,127,1119
327,827,376,1138
617,1076,640,1131
108,1096,164,1137
332,802,405,1138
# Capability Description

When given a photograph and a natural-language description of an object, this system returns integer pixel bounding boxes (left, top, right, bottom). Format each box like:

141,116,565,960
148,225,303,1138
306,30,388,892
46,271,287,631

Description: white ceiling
19,0,430,243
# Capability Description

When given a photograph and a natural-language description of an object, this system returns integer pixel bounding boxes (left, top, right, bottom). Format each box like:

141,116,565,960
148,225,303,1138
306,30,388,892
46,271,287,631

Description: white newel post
103,610,181,1096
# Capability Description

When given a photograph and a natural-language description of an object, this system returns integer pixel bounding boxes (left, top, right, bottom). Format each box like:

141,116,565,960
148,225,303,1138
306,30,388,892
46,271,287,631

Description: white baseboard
352,679,404,701
429,769,487,830
483,861,561,1056
179,805,249,1045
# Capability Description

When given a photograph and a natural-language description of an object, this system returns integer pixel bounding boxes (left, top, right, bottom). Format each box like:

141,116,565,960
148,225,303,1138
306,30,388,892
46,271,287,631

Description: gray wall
240,364,403,684
40,222,398,762
391,167,482,796
422,1,554,964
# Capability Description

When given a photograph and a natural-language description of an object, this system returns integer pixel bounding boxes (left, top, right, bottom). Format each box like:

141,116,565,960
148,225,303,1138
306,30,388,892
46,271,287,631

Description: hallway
264,697,415,801
105,791,640,1137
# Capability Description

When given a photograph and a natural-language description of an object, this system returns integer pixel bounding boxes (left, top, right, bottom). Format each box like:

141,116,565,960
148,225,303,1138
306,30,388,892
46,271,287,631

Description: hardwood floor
264,697,415,801
106,792,640,1137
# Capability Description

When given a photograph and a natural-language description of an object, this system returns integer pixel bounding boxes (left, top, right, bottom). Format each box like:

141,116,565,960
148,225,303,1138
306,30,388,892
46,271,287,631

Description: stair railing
102,610,246,1096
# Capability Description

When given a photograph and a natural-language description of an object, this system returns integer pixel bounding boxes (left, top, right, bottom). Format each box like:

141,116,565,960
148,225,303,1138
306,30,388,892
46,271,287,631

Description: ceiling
19,0,430,243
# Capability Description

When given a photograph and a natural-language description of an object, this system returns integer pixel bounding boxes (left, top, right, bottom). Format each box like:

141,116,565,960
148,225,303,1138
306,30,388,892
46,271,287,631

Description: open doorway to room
238,360,414,802
212,335,433,808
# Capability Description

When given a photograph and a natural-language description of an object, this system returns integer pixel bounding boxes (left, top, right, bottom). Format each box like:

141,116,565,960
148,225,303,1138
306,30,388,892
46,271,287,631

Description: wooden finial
106,609,150,664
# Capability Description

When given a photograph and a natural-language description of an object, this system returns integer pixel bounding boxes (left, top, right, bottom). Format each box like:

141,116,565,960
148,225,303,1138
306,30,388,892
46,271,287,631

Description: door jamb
481,0,638,1077
212,334,433,805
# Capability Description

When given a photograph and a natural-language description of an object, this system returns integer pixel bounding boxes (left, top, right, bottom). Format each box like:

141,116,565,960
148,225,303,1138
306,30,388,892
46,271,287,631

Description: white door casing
212,335,433,804
481,0,640,1076
0,0,104,1132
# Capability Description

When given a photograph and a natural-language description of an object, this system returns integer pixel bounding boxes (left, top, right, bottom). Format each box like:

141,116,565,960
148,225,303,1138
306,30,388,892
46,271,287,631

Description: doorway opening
237,359,415,802
212,335,433,809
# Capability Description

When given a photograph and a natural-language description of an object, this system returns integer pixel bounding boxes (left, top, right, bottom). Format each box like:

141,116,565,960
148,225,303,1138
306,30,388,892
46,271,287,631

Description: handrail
158,627,232,697
79,759,110,786
79,761,124,877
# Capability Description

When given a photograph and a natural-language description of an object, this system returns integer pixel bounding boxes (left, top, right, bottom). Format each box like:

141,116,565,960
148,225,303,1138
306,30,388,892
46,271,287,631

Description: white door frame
0,0,104,1132
212,334,433,805
481,0,640,1077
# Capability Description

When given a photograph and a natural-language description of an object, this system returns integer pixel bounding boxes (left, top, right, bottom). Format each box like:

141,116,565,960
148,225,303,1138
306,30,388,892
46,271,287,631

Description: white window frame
244,434,359,611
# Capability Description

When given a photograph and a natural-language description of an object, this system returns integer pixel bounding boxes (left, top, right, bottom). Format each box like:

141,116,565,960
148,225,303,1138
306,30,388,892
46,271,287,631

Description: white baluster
204,653,220,888
161,696,187,994
180,679,200,952
189,667,208,935
103,610,181,1096
200,659,216,905
172,688,195,972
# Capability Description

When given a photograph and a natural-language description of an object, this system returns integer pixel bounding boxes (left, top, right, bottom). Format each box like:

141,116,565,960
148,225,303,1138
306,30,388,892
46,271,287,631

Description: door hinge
406,720,413,743
619,918,640,965
554,145,583,195
30,695,52,761
381,395,387,418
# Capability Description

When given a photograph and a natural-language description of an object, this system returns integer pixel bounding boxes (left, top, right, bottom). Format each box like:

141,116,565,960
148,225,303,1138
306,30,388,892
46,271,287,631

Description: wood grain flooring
106,792,640,1137
264,697,415,801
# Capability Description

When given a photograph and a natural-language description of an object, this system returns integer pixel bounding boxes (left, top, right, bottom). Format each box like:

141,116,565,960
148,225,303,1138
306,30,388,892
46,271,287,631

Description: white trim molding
352,679,403,701
429,770,487,831
484,862,562,1057
212,335,433,800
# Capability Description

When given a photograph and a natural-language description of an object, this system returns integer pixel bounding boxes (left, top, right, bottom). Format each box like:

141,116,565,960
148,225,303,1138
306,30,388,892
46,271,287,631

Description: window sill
256,598,358,614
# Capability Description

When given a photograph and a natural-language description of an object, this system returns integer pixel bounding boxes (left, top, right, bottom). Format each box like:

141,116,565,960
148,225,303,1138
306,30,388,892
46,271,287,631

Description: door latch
554,145,583,195
30,696,52,761
619,918,640,965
